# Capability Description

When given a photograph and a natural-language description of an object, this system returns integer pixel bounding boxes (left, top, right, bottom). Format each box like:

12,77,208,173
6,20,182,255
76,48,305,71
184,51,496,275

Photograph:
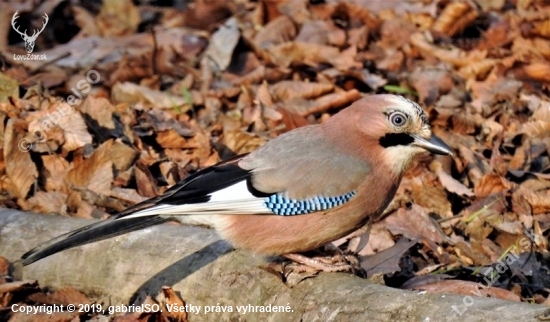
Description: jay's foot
282,253,361,273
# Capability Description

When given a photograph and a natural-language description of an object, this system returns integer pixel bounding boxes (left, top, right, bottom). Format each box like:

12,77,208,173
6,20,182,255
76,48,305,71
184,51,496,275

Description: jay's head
329,94,453,174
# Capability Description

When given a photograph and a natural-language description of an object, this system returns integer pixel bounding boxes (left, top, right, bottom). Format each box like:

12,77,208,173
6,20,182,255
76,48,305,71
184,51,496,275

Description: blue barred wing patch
264,191,357,216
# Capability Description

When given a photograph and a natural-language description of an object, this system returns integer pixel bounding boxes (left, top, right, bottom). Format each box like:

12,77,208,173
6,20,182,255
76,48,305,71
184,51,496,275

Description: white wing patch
122,181,270,219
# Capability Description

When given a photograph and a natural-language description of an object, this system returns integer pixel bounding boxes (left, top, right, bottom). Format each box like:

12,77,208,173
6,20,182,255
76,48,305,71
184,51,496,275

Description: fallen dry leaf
523,62,550,83
409,68,454,105
41,154,72,192
0,256,9,276
356,224,396,256
474,173,513,199
284,89,361,116
135,163,158,198
270,81,333,101
110,141,139,172
432,1,478,37
361,238,416,277
111,82,192,111
26,191,68,214
79,96,116,129
295,20,345,46
268,41,361,70
431,160,474,197
254,15,297,48
383,204,447,251
3,119,38,201
97,0,140,37
66,140,114,195
513,186,550,215
204,17,240,71
162,286,188,322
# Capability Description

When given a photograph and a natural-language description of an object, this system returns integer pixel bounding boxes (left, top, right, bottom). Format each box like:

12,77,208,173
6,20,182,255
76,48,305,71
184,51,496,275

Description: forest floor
1,0,550,321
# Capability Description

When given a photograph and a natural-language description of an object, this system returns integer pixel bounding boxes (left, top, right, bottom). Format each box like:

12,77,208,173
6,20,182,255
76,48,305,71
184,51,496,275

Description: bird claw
282,253,361,274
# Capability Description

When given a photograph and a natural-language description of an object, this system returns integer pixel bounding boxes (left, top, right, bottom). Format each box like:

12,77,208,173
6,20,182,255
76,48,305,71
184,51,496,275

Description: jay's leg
285,222,373,273
281,223,373,274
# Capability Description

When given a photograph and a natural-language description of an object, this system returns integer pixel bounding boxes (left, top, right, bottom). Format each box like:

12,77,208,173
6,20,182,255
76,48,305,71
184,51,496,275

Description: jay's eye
390,112,407,127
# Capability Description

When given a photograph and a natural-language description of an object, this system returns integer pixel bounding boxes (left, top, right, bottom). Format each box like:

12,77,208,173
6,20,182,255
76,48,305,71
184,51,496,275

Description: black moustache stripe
379,133,414,148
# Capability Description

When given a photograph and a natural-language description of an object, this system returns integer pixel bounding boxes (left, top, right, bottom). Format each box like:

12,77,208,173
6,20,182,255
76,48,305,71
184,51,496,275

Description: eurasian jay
20,94,453,270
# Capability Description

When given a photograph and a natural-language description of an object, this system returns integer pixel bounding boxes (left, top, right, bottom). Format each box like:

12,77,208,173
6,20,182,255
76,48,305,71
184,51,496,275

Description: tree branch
0,209,547,321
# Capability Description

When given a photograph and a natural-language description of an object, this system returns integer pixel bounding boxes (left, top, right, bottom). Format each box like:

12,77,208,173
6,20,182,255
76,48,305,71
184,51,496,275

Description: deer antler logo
11,11,49,53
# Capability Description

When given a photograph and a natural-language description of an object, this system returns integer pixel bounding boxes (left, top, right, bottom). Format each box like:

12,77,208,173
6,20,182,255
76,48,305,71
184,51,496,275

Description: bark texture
0,209,547,321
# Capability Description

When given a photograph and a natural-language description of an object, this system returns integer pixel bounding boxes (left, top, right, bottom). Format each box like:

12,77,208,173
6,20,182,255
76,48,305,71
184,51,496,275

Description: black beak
411,134,453,156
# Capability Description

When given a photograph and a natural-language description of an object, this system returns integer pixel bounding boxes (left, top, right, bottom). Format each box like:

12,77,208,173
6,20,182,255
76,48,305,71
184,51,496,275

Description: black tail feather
21,216,168,266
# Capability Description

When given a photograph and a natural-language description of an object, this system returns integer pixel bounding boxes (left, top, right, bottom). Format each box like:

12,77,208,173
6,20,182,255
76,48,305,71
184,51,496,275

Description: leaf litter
1,0,550,319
